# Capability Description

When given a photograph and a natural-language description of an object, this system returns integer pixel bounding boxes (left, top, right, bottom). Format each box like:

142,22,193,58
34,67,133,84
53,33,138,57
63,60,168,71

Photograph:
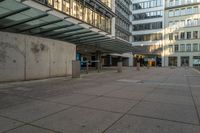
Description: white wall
0,31,76,82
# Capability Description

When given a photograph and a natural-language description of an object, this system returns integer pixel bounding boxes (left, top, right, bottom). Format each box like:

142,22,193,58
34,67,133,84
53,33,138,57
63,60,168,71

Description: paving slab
0,93,31,110
104,115,200,133
72,87,119,96
103,89,147,100
128,101,199,124
5,125,57,133
33,107,122,133
0,116,23,133
144,93,194,106
0,100,70,122
45,93,97,105
81,97,138,113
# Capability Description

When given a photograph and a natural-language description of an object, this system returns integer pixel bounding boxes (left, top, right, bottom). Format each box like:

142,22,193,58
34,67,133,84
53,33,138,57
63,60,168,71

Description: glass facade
115,0,131,41
100,0,112,8
133,22,162,31
133,10,163,21
133,0,163,10
36,0,112,33
133,33,163,42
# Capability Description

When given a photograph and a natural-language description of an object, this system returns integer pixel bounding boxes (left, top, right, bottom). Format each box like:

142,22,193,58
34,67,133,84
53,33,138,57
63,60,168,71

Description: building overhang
0,0,133,54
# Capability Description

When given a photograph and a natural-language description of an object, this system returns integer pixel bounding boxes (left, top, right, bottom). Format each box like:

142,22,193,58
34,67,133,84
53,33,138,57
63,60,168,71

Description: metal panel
1,13,48,29
58,31,92,39
67,32,99,41
0,7,30,20
31,24,75,35
46,27,84,37
19,19,63,32
76,37,111,44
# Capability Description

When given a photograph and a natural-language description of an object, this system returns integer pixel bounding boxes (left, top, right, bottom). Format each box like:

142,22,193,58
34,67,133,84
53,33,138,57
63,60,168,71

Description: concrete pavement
0,67,200,133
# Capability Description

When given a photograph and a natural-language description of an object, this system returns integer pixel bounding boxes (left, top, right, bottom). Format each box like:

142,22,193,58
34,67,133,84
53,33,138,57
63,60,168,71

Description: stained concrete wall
0,31,76,82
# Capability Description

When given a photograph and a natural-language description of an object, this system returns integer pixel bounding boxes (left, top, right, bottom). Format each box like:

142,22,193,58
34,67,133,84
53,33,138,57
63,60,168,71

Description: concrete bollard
117,62,122,73
137,62,140,71
72,60,80,78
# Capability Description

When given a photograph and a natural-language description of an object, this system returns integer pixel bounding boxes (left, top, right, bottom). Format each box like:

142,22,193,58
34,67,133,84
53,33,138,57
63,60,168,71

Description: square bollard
117,62,122,73
137,63,140,71
72,60,80,78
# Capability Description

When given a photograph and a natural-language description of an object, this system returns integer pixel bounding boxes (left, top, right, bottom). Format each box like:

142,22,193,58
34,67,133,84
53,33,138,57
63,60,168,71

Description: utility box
72,60,80,78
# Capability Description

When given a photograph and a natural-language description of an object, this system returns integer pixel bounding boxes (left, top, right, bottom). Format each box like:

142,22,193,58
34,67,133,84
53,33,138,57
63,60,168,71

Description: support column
72,60,80,78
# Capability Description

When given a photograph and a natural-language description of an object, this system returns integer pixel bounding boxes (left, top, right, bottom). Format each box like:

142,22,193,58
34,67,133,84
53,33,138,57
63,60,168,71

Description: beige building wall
0,31,76,82
164,1,200,67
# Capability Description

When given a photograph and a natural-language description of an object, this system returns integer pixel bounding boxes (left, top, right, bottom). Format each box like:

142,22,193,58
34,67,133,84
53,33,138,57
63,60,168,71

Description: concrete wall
0,31,76,82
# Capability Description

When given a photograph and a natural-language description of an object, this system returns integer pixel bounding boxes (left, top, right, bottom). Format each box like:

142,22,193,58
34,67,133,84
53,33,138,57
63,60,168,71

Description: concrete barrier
117,62,122,73
72,61,80,78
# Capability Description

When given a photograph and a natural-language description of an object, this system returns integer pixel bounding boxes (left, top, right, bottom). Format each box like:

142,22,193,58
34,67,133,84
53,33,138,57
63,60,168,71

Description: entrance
168,57,177,66
181,56,189,67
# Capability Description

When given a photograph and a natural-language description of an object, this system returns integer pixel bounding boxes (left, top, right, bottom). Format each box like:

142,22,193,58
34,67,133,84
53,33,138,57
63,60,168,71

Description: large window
169,10,174,17
133,10,163,21
193,43,199,52
40,0,112,33
100,0,112,8
174,44,179,52
180,44,185,52
186,44,191,52
133,22,162,31
133,0,163,10
187,32,191,39
193,31,198,39
63,0,70,14
133,33,162,42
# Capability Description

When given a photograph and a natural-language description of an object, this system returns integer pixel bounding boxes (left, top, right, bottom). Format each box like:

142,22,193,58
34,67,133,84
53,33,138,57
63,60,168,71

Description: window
193,6,198,14
54,0,62,10
174,32,179,40
169,33,173,40
193,43,198,52
180,20,185,27
169,10,174,17
175,9,180,16
180,32,185,39
193,19,198,26
174,44,179,52
186,44,191,51
175,0,179,5
169,45,173,52
193,31,198,39
187,7,192,14
187,32,192,39
187,19,192,26
181,8,186,15
63,0,70,14
180,44,185,52
169,0,174,7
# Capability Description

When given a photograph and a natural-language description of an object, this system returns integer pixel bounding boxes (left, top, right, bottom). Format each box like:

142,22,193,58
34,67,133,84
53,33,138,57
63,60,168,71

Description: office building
131,0,164,66
164,0,200,67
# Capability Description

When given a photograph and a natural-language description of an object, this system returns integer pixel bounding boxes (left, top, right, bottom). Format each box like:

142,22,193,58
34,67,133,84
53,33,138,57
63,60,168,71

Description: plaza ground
0,67,200,133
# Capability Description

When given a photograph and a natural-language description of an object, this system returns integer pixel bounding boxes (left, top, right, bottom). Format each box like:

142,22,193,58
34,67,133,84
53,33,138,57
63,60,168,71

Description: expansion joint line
185,69,200,125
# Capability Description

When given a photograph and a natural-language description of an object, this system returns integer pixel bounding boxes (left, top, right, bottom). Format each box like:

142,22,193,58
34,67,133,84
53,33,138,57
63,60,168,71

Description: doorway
168,57,177,66
181,56,189,67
